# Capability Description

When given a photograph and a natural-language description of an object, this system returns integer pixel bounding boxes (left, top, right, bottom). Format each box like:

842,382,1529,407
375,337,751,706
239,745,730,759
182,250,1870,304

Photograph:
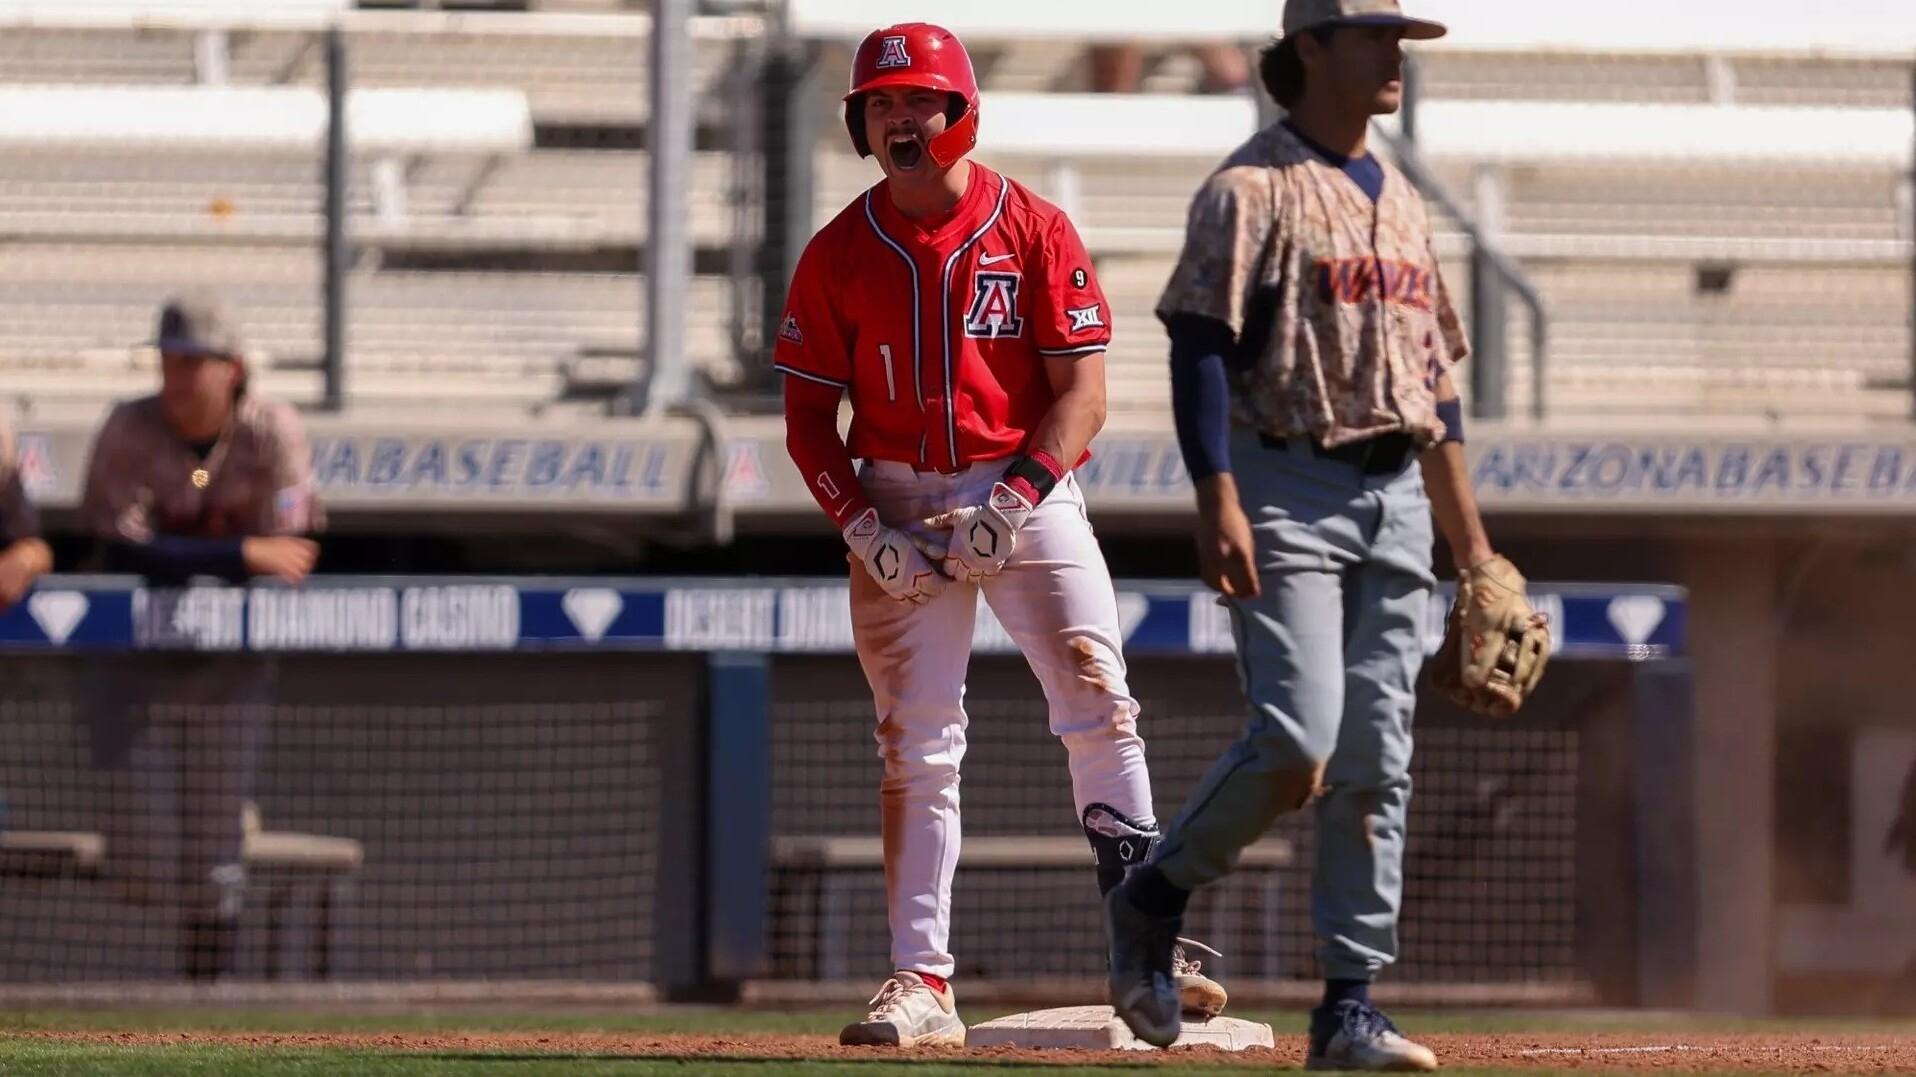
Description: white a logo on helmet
965,273,1025,339
877,35,911,69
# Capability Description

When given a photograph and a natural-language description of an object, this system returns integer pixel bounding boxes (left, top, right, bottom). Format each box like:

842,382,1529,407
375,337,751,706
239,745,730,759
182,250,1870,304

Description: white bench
977,92,1258,251
0,829,106,877
1382,101,1915,169
0,0,345,26
788,0,1916,58
0,85,533,230
0,803,363,980
240,801,364,980
787,0,1279,44
772,834,1295,981
974,92,1914,261
0,85,529,155
1413,0,1915,58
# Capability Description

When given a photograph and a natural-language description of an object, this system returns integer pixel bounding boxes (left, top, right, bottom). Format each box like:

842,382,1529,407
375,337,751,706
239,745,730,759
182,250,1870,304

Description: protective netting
0,655,661,983
768,656,1586,988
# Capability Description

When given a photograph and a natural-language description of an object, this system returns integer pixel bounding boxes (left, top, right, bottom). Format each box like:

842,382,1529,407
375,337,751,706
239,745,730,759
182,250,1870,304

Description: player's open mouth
887,135,924,172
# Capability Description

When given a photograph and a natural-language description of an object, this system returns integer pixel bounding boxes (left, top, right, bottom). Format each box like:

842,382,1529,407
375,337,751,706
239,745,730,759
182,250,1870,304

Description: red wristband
1004,474,1044,506
1003,449,1066,506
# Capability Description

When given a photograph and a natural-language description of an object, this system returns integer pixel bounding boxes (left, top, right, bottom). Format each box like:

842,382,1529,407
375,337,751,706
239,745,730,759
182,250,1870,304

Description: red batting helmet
843,23,979,170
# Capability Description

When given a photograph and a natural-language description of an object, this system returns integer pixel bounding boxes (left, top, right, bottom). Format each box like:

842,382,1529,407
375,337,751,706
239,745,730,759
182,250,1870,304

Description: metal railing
1390,57,1551,422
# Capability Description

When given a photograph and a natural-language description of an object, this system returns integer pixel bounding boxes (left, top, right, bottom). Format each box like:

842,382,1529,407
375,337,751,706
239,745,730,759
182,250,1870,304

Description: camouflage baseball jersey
1156,122,1468,449
82,394,322,543
0,416,39,545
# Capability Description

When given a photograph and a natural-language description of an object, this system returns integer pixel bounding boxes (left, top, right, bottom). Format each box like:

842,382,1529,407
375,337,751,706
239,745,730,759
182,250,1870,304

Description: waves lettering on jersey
1314,258,1434,312
964,272,1025,339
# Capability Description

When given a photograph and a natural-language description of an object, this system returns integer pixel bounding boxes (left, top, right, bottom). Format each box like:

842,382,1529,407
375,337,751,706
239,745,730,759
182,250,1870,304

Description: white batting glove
921,482,1034,584
842,507,948,605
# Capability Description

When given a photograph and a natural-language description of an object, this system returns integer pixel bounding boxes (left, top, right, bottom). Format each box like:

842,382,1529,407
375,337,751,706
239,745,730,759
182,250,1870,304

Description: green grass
0,1043,1230,1076
0,1007,1906,1076
0,1042,1833,1077
0,1006,1908,1037
0,1007,847,1036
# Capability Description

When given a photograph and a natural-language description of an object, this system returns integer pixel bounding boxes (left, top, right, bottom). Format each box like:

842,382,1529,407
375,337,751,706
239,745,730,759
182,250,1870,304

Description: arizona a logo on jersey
965,273,1024,339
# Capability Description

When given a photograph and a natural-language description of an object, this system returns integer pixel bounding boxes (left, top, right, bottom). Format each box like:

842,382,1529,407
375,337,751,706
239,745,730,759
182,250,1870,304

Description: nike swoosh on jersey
979,252,1017,266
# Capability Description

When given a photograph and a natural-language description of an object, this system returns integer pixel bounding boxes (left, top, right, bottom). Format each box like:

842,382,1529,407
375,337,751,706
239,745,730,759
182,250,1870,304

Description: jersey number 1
878,344,896,402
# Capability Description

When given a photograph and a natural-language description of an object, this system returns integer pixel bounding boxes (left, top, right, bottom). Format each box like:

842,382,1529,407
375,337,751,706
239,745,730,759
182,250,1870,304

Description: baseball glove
1429,555,1549,718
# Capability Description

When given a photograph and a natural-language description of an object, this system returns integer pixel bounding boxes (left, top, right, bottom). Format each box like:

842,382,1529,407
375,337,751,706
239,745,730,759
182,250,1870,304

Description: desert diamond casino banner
0,578,1685,660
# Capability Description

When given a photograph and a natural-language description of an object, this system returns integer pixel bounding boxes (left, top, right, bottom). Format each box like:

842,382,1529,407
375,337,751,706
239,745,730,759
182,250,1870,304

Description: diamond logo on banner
1606,595,1666,646
562,589,623,642
27,591,88,645
1115,593,1150,642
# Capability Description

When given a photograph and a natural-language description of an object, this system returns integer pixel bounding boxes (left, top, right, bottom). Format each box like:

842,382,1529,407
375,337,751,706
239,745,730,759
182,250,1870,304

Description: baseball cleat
1172,936,1229,1017
1306,999,1438,1071
838,971,966,1047
1104,882,1182,1048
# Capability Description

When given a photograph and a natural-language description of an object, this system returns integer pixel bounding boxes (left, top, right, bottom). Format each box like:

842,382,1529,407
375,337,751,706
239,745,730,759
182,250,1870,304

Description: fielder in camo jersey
81,291,322,981
0,416,53,614
1105,0,1540,1067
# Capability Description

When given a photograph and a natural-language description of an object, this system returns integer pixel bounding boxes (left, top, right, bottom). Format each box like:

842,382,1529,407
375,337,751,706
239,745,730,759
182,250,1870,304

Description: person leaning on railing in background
78,291,323,980
0,414,54,615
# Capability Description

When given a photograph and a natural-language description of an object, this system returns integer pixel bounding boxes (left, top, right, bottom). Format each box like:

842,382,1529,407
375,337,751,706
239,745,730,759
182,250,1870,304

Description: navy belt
1257,431,1416,476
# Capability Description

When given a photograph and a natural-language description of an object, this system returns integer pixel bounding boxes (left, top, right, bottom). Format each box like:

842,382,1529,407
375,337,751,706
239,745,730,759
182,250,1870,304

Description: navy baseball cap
154,291,246,362
1283,0,1447,40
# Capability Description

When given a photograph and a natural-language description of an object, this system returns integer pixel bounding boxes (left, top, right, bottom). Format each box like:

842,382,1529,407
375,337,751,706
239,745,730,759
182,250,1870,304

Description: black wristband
1435,397,1465,445
1003,455,1060,502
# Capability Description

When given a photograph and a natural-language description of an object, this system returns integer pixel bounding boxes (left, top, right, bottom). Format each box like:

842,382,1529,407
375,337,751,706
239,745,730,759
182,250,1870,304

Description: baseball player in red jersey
777,23,1224,1047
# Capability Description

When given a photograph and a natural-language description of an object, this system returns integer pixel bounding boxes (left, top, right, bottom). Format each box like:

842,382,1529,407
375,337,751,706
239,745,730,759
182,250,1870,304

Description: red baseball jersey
774,165,1112,472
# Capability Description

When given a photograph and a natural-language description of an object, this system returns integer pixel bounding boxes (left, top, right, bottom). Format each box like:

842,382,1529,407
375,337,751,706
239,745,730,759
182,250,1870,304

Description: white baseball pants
850,458,1157,978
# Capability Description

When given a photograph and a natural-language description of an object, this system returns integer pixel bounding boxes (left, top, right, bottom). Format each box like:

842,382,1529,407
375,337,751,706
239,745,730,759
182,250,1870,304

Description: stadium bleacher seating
0,244,733,410
0,2,762,416
0,150,738,247
0,0,1909,425
795,0,1913,423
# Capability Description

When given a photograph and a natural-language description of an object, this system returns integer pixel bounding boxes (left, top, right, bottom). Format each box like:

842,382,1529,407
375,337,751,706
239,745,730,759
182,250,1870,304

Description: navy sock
1126,865,1190,918
1322,979,1370,1011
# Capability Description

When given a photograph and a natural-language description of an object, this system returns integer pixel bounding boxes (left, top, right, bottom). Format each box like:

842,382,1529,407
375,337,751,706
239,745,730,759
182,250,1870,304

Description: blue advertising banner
0,577,1685,661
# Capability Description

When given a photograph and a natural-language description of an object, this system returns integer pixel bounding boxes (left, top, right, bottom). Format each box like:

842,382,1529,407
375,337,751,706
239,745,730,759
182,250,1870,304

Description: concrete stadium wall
1494,518,1916,1016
